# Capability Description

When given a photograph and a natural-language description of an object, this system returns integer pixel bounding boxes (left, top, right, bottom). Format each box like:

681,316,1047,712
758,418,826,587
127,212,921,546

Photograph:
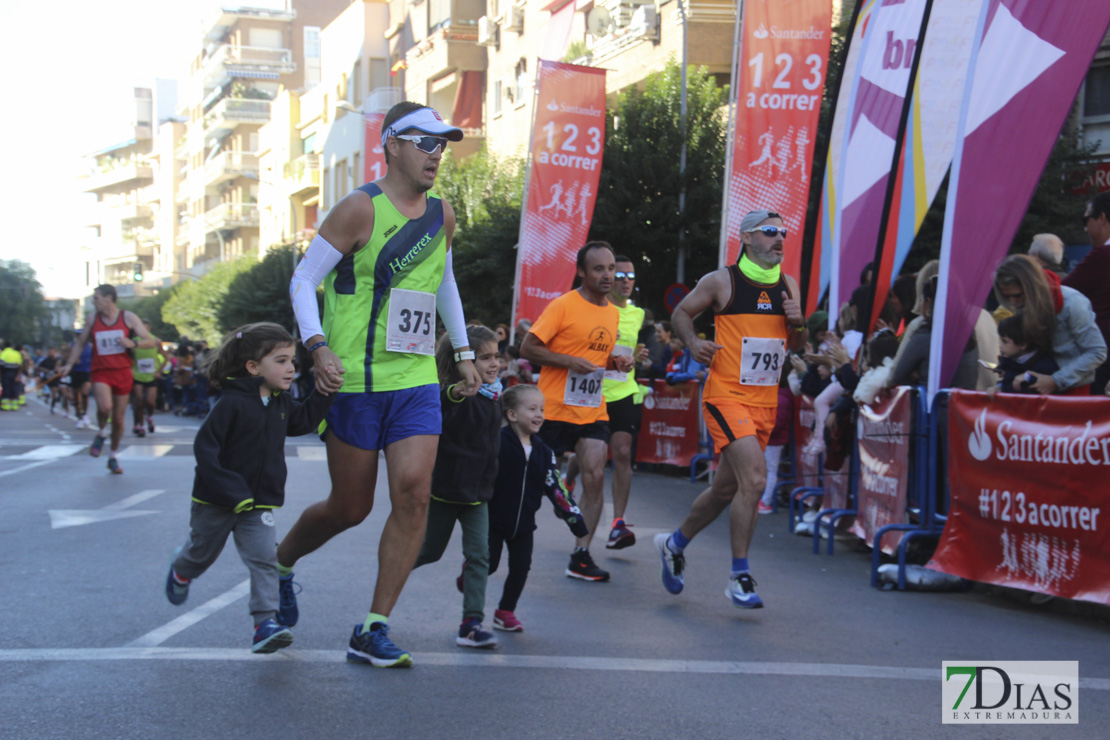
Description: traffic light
132,261,144,282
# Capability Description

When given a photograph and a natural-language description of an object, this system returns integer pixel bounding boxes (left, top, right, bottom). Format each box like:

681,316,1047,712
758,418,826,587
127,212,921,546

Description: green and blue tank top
322,183,447,393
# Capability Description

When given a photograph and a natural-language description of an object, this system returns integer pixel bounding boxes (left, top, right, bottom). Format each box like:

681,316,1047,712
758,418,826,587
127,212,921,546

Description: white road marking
49,489,166,529
0,460,53,479
128,580,251,647
296,446,327,461
0,647,1104,687
116,444,174,458
45,424,72,441
4,444,85,460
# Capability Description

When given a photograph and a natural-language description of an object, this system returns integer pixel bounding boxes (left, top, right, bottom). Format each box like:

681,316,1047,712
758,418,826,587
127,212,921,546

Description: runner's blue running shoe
346,623,412,668
725,573,764,609
89,434,106,457
252,619,294,654
654,532,685,594
276,573,299,627
107,457,122,475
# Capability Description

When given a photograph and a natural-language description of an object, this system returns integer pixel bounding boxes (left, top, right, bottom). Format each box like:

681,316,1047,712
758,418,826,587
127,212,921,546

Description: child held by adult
164,322,333,653
991,315,1060,395
485,384,589,632
413,326,503,648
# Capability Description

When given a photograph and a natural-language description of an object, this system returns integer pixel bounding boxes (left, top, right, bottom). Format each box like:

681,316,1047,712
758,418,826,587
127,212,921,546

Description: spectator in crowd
805,310,828,352
646,321,676,379
889,276,980,390
1064,192,1110,394
758,365,796,514
494,323,511,354
1029,233,1068,278
664,336,706,385
992,315,1059,394
993,254,1106,395
883,274,918,336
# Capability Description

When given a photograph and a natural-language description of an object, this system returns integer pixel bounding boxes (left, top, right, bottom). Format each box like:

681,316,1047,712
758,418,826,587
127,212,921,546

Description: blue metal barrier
689,380,714,482
813,438,860,555
870,388,948,590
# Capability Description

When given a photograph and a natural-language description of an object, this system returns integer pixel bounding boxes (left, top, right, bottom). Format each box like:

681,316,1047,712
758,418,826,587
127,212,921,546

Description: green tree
0,260,47,346
219,245,302,334
590,61,728,319
118,290,180,342
161,256,255,344
436,145,526,325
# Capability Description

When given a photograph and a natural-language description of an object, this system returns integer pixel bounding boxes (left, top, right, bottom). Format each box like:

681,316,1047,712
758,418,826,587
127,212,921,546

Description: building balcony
204,5,296,42
205,150,260,185
81,164,154,194
282,153,319,196
204,97,272,134
406,24,486,84
205,202,260,230
203,44,296,89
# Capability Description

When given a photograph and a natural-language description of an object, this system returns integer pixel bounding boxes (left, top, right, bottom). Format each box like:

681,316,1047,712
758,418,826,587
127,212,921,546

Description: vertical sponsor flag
364,112,386,183
511,61,606,327
830,0,929,322
807,0,880,316
928,0,1110,399
867,0,983,335
721,0,832,276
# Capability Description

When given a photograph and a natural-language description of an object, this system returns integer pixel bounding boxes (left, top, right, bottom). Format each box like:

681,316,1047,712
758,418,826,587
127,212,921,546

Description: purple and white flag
928,0,1110,399
831,0,929,322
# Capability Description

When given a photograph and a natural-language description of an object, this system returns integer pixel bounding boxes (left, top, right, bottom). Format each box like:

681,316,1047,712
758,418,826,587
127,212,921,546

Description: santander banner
721,0,831,271
850,386,912,554
512,61,606,327
929,392,1110,604
363,112,386,183
635,380,701,467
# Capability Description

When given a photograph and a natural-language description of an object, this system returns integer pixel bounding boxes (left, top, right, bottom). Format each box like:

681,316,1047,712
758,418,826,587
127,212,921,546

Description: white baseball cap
380,107,464,148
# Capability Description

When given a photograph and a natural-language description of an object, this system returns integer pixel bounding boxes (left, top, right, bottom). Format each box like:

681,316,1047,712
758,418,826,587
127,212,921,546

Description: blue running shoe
165,549,189,606
725,573,764,609
252,619,294,654
456,618,498,649
107,457,123,475
276,573,300,627
346,623,412,668
654,532,685,594
89,434,106,457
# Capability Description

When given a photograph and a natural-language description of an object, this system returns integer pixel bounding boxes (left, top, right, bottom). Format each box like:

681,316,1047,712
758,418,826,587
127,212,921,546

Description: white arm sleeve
436,249,469,349
289,234,344,343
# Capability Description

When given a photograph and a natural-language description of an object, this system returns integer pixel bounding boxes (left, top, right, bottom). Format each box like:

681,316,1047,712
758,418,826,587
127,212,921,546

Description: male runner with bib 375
654,210,807,608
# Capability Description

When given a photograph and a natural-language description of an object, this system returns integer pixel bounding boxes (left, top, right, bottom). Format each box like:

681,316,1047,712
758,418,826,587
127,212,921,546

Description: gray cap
738,209,782,234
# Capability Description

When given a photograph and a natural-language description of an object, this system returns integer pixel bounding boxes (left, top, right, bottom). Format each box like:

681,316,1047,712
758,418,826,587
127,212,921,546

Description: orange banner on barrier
512,61,606,327
722,0,832,271
850,386,912,554
930,392,1110,605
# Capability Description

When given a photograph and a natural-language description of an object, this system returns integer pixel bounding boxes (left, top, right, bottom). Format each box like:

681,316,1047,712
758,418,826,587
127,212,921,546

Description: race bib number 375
386,289,436,355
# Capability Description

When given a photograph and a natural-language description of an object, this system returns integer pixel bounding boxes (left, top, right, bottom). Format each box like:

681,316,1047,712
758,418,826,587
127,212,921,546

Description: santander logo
968,409,991,462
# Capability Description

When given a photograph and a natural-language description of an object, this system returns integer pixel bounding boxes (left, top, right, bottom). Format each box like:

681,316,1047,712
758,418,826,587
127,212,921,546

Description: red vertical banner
364,112,386,184
722,0,832,271
512,61,606,327
850,387,912,554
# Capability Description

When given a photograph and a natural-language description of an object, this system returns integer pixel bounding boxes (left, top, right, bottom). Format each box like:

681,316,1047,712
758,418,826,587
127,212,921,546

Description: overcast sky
0,1,239,297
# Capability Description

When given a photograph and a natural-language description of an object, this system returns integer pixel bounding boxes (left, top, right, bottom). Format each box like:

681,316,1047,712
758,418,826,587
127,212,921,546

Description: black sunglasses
615,271,636,280
748,226,788,238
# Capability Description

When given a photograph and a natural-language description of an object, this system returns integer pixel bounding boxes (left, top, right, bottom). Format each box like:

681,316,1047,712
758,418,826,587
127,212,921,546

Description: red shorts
91,366,134,396
702,398,777,453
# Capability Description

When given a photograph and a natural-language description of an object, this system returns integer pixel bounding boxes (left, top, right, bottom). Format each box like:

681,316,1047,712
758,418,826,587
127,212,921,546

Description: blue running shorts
322,384,441,450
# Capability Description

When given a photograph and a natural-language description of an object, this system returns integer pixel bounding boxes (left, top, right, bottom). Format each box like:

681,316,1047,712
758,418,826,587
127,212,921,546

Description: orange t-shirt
528,290,620,424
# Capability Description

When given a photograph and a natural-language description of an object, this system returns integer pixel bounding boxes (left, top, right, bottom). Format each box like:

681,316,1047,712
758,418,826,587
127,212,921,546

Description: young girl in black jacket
412,326,503,649
165,323,332,654
487,384,588,632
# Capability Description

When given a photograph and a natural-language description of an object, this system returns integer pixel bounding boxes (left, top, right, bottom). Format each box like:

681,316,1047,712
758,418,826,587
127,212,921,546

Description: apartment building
81,84,177,299
1079,26,1110,193
174,0,348,274
257,0,399,242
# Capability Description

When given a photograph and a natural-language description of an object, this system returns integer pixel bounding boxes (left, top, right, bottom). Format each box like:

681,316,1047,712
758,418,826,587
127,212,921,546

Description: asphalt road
1,394,1108,739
